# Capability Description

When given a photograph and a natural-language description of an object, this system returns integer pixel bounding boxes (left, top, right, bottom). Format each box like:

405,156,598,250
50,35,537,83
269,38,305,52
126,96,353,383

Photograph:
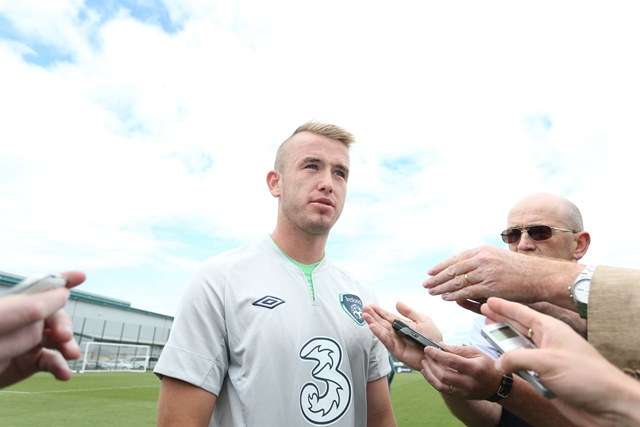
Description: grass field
0,371,463,426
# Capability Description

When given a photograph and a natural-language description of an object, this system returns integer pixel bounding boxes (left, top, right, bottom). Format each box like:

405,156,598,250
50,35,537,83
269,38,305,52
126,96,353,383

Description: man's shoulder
200,239,271,274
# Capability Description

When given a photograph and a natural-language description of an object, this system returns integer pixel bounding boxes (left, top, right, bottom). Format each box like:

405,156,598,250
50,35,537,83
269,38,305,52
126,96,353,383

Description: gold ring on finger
527,328,534,339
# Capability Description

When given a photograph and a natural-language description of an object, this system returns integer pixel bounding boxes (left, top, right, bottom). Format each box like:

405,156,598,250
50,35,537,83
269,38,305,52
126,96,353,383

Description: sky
2,0,640,339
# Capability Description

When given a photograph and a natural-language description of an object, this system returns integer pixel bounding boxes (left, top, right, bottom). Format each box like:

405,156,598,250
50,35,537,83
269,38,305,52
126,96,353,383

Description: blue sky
2,0,640,338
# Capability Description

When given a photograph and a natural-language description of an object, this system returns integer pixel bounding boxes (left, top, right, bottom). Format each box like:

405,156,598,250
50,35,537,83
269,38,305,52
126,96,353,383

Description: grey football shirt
155,237,390,426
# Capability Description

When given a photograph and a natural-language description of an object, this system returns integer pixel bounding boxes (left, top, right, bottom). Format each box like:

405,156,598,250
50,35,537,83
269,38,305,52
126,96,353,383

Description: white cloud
2,1,640,339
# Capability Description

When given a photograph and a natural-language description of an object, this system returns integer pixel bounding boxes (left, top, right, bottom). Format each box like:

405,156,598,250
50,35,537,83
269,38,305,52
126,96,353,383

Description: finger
44,310,73,344
420,358,445,391
363,314,396,351
441,344,484,359
495,348,549,376
420,357,451,393
363,305,395,333
480,303,530,339
426,261,479,295
364,304,397,325
0,321,44,361
424,346,476,374
483,298,549,343
43,311,79,360
60,271,86,290
0,288,69,335
426,247,479,277
421,354,465,392
440,285,489,302
395,302,429,323
456,299,483,314
37,348,73,381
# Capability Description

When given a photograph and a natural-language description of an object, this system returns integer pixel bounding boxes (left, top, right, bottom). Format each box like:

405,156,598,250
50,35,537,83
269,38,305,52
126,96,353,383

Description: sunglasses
500,225,575,244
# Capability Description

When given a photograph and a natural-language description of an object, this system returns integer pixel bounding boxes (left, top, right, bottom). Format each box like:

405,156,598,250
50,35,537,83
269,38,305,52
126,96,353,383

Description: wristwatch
487,373,513,402
570,265,595,319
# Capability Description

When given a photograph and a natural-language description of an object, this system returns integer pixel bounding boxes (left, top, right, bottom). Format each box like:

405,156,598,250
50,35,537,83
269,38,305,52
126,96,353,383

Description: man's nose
516,230,537,252
317,170,334,193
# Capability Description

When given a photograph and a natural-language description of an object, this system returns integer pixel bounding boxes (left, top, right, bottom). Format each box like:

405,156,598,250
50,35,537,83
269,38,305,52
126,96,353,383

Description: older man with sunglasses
426,194,591,427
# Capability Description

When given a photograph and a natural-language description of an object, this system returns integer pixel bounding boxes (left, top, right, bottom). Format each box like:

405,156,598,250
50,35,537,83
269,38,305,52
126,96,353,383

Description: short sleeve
367,332,392,382
154,267,229,396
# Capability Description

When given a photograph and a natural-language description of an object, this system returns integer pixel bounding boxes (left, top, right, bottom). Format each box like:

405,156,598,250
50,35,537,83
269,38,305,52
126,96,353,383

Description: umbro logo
252,295,285,309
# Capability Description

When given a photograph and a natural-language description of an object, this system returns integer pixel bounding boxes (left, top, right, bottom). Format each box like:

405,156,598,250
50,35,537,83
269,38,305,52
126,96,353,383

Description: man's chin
302,217,337,235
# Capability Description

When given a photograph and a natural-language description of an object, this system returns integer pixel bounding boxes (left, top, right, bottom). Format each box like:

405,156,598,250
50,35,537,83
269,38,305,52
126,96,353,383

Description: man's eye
334,170,346,178
304,163,318,170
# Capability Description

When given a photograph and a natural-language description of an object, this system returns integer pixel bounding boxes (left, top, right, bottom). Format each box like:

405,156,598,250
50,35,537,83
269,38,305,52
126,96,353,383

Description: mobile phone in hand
481,322,555,398
0,274,67,297
392,319,444,350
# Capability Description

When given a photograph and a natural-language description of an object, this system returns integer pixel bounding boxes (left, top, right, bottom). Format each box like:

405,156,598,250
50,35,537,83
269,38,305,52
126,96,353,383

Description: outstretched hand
363,302,442,371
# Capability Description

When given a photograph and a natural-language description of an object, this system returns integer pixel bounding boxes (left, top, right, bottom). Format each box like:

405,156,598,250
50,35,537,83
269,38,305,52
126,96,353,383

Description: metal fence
69,316,171,372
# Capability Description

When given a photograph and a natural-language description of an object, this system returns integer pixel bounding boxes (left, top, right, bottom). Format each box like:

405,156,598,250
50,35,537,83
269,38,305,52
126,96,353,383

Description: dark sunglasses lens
501,229,521,244
528,225,553,241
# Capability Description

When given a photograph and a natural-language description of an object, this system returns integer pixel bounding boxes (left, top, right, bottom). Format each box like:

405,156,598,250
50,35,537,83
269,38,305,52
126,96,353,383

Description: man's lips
310,198,335,208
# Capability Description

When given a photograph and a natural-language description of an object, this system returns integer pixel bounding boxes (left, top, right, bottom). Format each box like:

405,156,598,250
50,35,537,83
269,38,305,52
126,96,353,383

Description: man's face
506,201,578,261
275,132,349,235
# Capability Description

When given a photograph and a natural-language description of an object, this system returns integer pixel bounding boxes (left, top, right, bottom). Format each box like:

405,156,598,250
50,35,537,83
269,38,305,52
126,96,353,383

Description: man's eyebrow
334,164,349,174
300,156,321,164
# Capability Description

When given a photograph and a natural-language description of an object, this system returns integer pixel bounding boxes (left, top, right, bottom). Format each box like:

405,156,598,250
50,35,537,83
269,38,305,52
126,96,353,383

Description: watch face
574,280,590,303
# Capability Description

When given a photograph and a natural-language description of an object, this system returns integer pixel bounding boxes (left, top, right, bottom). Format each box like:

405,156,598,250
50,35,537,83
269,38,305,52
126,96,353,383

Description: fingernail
442,294,452,301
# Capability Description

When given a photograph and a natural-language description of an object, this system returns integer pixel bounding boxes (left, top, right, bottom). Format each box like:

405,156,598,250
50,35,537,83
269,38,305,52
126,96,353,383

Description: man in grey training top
155,122,396,427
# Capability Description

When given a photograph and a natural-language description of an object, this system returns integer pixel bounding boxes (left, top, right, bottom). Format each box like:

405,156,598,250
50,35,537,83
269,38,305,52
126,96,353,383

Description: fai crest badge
339,294,364,326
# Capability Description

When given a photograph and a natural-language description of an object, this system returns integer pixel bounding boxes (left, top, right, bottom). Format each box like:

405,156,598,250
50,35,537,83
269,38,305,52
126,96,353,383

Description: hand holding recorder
0,271,85,388
482,297,640,427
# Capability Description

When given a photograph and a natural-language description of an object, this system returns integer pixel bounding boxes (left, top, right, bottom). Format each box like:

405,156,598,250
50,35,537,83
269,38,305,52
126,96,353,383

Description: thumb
495,348,548,375
442,344,482,358
396,302,428,323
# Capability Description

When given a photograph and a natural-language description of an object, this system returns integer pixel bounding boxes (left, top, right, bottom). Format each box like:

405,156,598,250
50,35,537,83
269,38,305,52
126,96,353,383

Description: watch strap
487,373,514,402
570,265,596,319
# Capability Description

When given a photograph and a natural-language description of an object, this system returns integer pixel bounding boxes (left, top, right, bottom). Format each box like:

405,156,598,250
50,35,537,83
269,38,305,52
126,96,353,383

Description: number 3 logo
299,337,352,425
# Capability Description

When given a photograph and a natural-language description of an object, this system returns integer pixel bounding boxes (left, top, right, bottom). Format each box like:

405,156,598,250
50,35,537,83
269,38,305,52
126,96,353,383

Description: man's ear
573,231,591,260
266,170,281,197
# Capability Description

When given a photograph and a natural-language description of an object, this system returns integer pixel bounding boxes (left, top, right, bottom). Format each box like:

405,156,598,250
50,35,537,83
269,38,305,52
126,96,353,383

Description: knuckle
25,323,43,347
24,300,48,322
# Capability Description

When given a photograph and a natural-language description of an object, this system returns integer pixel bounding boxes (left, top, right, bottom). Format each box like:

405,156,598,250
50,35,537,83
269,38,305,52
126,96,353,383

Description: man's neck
271,222,328,264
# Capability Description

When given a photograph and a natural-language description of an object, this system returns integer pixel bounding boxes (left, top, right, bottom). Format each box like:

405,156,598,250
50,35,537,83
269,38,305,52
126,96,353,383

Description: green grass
391,372,464,426
0,371,462,426
0,372,159,426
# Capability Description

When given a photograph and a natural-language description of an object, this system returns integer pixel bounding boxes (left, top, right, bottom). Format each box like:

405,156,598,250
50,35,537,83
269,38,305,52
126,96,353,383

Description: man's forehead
507,203,567,226
285,132,350,165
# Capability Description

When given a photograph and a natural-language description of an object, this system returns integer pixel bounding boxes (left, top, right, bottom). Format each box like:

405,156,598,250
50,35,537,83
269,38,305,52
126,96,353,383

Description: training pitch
0,371,462,426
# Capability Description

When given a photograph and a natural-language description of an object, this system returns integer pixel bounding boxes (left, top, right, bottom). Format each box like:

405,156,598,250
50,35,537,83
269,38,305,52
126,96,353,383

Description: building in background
0,271,173,371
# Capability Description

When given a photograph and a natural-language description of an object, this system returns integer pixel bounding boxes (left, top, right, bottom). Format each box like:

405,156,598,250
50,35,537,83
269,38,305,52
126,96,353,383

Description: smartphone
481,322,555,398
392,319,444,350
0,274,67,297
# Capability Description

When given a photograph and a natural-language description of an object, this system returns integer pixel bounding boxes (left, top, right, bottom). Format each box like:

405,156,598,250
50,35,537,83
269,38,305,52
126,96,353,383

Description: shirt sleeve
154,266,229,396
367,332,392,382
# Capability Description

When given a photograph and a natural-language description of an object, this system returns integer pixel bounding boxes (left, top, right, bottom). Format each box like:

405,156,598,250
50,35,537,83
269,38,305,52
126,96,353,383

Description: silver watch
570,265,595,319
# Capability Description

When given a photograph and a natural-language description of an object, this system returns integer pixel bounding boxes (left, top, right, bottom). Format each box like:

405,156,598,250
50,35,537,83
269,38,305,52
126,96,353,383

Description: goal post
80,342,151,373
